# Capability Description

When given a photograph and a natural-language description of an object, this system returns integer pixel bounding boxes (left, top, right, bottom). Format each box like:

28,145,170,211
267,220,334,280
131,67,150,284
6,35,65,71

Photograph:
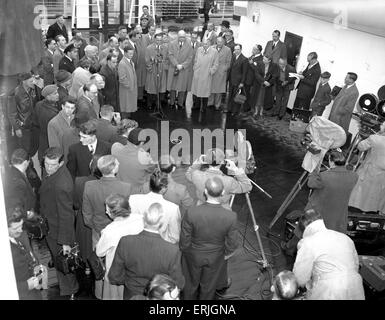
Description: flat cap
41,84,58,97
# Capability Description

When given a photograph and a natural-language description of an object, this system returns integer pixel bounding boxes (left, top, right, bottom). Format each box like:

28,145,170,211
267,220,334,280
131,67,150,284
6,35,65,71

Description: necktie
179,42,183,49
272,42,275,50
89,144,94,154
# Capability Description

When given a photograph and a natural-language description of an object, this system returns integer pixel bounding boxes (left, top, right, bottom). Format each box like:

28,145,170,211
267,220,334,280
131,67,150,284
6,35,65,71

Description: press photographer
349,121,385,215
185,148,252,209
7,207,48,300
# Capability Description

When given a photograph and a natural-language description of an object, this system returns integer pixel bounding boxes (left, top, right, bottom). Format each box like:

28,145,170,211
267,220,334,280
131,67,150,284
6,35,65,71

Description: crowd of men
4,7,385,301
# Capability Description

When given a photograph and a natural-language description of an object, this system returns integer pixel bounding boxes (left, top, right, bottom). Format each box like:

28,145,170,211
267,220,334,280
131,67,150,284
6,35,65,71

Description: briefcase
56,245,85,274
233,88,247,104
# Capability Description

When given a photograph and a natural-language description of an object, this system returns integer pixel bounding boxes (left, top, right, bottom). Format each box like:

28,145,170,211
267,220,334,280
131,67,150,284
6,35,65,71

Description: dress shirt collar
84,95,92,103
48,49,54,55
308,61,319,69
59,110,74,125
9,237,17,245
346,83,355,89
88,139,97,153
65,54,72,62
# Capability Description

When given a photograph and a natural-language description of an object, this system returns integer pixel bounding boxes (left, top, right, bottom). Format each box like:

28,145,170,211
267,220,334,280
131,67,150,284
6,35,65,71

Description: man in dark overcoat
40,147,79,298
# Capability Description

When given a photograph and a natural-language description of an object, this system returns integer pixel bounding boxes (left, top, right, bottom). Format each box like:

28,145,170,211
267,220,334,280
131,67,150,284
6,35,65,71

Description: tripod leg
244,193,268,268
269,171,309,229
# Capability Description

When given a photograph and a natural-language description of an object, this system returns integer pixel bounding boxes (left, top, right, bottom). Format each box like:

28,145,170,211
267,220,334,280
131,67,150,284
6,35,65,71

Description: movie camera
353,93,385,139
346,88,385,170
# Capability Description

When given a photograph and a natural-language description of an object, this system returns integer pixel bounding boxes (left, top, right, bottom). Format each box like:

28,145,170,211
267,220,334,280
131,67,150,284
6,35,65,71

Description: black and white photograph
0,0,385,309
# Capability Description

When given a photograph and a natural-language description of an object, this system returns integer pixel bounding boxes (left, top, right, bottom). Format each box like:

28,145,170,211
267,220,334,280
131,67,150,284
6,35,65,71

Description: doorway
284,32,303,68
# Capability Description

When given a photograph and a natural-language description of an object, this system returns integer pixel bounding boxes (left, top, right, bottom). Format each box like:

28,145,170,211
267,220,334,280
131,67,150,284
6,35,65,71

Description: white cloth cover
302,116,346,172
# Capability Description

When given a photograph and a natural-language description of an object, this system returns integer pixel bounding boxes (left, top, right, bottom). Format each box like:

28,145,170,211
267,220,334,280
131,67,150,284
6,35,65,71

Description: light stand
150,50,166,120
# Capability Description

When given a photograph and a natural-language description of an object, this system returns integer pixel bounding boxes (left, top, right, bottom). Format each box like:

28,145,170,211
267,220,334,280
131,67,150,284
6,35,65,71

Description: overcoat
39,165,75,245
187,41,202,91
133,37,147,88
349,134,385,213
305,166,358,233
167,39,194,92
328,83,359,133
145,43,169,94
191,46,219,98
33,99,59,161
211,45,232,93
118,57,138,113
99,63,120,111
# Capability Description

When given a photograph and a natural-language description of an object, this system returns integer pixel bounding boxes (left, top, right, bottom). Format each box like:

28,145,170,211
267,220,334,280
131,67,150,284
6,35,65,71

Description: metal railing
34,0,234,21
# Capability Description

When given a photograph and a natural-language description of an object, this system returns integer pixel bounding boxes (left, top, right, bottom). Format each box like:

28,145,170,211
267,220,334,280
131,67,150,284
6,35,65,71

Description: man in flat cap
47,14,68,43
33,85,60,164
59,44,78,73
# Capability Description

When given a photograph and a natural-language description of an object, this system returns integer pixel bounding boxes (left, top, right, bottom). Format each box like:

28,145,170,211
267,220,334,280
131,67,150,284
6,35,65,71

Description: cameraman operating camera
186,148,252,209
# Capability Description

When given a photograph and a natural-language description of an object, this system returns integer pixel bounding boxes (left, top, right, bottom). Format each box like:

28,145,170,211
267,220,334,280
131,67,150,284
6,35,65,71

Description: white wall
237,1,385,136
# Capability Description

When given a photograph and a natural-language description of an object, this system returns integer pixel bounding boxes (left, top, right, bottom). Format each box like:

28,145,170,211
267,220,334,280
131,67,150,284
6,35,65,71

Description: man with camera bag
40,147,79,299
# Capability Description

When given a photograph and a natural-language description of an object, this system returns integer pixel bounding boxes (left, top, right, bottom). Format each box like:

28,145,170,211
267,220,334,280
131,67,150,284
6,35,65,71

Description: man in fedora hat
219,20,230,37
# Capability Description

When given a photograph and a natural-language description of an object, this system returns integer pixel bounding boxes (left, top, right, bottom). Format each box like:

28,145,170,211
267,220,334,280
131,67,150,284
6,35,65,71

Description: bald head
205,177,224,198
144,203,163,229
178,30,186,42
85,45,98,58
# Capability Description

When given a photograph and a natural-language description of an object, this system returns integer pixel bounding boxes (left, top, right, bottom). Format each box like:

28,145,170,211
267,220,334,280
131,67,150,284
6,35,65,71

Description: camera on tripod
353,93,385,139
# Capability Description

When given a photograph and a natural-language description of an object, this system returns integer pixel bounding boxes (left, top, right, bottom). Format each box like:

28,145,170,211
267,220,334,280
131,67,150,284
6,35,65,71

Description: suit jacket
39,49,54,85
129,192,182,244
296,62,321,100
52,48,65,75
46,22,68,42
67,139,111,179
329,83,359,133
77,95,98,119
228,54,248,87
99,64,119,111
108,230,185,299
95,118,117,143
4,166,36,212
82,177,133,234
57,84,69,111
185,163,252,208
263,40,287,64
276,64,297,91
47,110,73,150
118,57,138,113
305,167,358,233
202,30,217,46
39,165,75,244
245,54,263,86
33,99,59,161
310,82,332,111
180,202,238,256
59,55,76,73
225,39,235,53
111,142,156,188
